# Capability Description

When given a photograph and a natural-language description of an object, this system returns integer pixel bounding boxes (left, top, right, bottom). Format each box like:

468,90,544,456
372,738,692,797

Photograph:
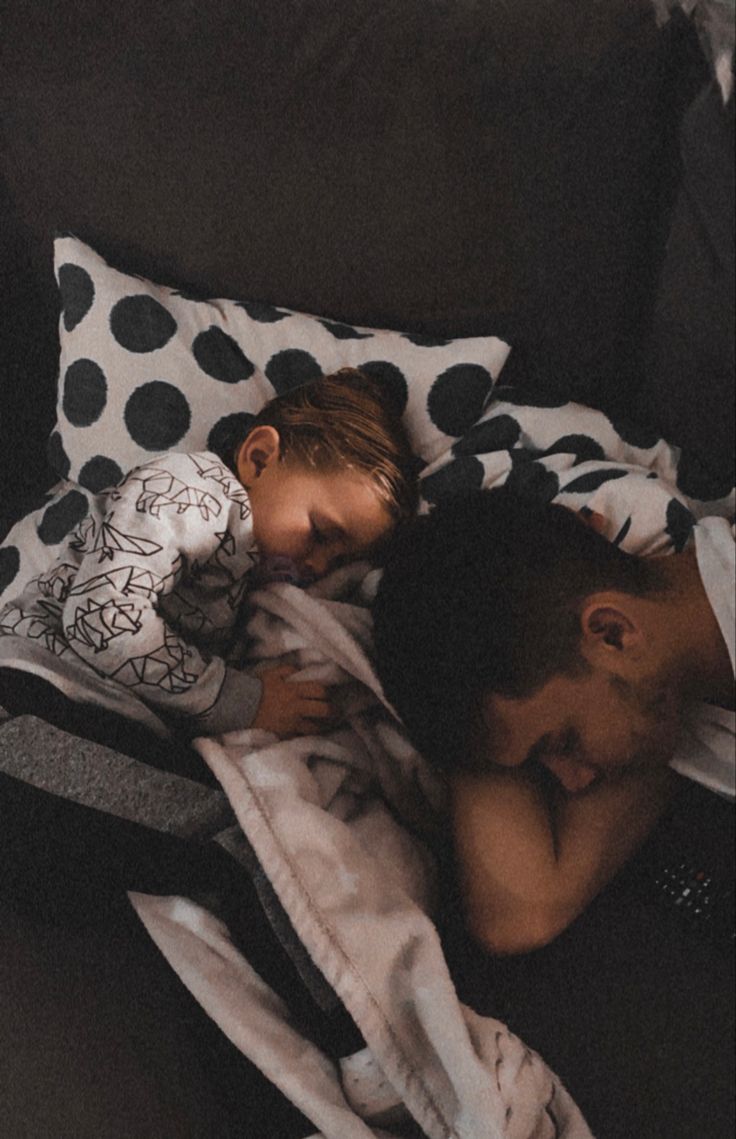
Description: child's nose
304,550,332,579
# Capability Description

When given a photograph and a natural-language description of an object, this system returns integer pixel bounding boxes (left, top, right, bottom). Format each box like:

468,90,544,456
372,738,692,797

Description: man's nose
542,754,600,794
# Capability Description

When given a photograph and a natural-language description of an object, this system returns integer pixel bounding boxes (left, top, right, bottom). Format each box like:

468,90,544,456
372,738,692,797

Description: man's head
236,369,418,581
372,487,684,792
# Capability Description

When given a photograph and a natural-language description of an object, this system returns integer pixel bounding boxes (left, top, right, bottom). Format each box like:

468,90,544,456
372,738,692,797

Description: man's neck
658,548,734,710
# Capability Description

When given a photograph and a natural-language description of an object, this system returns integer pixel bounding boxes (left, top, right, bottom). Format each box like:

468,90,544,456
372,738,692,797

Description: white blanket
132,565,592,1139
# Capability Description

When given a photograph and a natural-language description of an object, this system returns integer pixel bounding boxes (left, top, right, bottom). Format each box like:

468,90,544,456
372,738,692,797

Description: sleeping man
371,485,734,955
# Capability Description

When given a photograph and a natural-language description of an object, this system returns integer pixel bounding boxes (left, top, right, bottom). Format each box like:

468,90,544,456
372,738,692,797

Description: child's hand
251,663,335,737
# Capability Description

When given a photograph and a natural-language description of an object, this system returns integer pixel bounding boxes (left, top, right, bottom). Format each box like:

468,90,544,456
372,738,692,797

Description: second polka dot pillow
51,236,511,492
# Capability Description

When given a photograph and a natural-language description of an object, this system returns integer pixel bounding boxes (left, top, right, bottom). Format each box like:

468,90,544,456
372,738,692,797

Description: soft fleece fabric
131,564,593,1139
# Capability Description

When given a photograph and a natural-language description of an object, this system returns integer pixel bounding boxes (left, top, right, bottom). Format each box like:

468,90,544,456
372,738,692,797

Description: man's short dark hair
371,487,663,774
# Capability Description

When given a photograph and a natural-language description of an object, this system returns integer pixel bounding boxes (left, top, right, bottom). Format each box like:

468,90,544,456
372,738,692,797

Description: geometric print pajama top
0,451,264,733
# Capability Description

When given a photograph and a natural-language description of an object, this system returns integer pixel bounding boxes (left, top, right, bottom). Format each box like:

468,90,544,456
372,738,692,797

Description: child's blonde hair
247,368,419,525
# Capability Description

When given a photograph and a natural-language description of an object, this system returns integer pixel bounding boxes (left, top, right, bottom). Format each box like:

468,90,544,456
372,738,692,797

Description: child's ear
235,426,281,485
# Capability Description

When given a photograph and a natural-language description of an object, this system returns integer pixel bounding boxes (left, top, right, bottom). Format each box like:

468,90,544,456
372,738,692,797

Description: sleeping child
0,368,417,738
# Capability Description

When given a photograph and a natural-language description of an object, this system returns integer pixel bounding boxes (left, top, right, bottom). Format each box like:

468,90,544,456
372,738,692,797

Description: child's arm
249,663,334,736
451,764,674,955
61,454,332,735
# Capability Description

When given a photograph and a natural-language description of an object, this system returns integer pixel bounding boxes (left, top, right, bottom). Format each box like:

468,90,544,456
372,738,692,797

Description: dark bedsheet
441,777,735,1139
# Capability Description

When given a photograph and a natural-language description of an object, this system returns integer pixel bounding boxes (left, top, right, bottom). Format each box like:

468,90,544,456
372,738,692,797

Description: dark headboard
0,1,711,506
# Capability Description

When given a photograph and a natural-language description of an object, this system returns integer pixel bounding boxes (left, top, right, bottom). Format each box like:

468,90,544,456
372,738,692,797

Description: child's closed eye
310,517,345,548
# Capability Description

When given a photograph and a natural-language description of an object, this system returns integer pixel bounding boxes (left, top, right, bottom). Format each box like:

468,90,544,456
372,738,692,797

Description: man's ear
578,507,608,536
235,426,281,485
579,594,646,662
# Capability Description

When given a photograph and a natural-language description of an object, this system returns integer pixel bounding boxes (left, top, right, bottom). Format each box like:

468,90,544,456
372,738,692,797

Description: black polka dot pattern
675,448,734,503
604,412,661,451
192,327,256,384
611,515,632,546
15,225,724,642
0,546,20,595
317,319,373,340
427,364,494,437
46,431,72,479
62,359,107,426
124,381,191,451
542,434,605,464
51,236,723,583
37,490,89,545
495,385,568,409
58,263,95,331
52,237,515,485
265,350,322,394
563,467,629,494
207,412,256,467
505,454,560,502
235,300,290,323
356,360,409,416
666,498,695,552
78,456,124,493
35,235,724,628
453,414,520,456
110,295,178,353
420,456,485,504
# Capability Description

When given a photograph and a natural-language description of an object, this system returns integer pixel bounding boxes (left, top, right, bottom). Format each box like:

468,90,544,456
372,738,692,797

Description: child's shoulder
117,451,248,510
123,450,235,486
115,451,251,529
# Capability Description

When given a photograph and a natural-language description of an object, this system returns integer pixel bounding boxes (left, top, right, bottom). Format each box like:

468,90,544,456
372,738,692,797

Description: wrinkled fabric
132,563,592,1138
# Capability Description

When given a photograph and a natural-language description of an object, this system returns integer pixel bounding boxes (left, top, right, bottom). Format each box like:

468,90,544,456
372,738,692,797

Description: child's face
238,428,393,580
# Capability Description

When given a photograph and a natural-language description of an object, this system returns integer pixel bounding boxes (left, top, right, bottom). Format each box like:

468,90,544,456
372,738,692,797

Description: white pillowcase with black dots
48,235,511,492
1,235,734,612
2,396,733,614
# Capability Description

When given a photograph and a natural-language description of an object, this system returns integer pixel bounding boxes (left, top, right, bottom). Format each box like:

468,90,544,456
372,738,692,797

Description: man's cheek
654,719,683,765
635,712,682,768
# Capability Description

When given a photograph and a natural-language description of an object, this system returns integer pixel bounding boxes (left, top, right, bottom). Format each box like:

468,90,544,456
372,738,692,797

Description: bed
1,3,733,1138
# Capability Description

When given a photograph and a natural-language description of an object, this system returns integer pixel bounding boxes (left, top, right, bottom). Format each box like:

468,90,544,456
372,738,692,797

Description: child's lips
253,555,316,587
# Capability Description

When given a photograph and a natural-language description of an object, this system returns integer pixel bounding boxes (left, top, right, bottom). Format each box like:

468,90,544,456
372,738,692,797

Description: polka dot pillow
50,236,511,492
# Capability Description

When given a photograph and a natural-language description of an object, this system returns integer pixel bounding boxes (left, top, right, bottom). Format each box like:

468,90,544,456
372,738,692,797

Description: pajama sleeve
60,454,262,732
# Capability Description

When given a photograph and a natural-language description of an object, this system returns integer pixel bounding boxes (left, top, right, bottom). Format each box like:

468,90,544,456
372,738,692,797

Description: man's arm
451,765,675,955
